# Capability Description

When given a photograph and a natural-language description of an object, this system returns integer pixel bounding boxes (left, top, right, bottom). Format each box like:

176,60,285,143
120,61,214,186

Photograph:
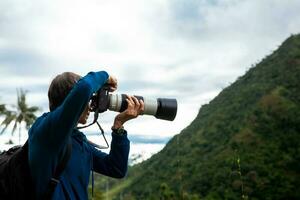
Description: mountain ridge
93,34,300,200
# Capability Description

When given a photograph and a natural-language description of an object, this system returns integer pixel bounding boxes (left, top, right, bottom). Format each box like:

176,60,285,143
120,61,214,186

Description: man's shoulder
28,112,49,136
33,112,49,126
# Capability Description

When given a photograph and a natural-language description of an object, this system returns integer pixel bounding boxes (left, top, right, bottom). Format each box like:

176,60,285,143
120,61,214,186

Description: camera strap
77,109,99,129
77,111,109,149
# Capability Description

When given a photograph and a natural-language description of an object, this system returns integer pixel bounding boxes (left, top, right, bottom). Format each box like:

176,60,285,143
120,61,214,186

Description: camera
90,84,177,121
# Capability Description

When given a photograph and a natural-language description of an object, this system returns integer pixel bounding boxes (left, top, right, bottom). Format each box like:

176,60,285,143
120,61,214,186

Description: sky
1,0,300,160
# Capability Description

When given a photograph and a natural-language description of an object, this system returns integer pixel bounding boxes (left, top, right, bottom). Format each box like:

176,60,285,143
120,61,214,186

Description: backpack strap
43,140,72,200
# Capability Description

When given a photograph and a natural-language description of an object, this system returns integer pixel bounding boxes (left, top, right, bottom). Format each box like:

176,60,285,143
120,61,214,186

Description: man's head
48,72,81,111
48,72,90,124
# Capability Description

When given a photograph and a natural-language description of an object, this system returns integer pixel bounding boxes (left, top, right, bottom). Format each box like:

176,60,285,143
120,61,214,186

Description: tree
0,89,39,144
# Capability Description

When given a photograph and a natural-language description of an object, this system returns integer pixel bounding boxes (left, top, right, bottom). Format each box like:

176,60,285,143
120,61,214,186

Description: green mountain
92,34,300,200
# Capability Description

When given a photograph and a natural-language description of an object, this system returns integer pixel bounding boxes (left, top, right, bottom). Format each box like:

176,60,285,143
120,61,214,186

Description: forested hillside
92,34,300,200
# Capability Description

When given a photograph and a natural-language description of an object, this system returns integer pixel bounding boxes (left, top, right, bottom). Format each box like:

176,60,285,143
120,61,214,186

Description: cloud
1,0,300,141
0,47,51,76
85,131,170,144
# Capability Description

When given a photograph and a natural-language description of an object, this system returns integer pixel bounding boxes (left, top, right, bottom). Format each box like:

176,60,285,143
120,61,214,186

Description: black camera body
90,84,110,113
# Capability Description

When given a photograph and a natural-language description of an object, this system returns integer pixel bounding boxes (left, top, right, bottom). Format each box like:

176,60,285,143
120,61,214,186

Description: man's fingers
108,75,118,91
109,87,117,92
126,95,135,106
126,98,133,108
132,96,140,108
139,99,144,114
125,95,144,116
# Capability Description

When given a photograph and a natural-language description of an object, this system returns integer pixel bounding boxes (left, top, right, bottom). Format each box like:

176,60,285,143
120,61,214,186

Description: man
28,71,144,199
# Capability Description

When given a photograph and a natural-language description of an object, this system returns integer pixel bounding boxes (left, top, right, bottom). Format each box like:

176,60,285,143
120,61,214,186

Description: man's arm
38,71,109,152
90,132,130,178
90,95,145,178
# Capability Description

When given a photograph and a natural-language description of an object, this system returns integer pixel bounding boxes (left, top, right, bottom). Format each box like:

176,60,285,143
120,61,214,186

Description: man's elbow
112,167,127,179
115,171,127,179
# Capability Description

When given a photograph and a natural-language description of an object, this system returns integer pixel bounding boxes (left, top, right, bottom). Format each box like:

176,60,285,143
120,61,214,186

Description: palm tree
0,89,39,144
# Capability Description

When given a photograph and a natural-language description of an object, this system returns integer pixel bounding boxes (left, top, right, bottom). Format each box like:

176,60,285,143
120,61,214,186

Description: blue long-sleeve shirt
28,71,130,200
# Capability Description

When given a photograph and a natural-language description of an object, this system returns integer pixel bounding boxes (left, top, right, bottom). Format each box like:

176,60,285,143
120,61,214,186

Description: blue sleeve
90,132,130,178
37,71,109,152
28,71,109,198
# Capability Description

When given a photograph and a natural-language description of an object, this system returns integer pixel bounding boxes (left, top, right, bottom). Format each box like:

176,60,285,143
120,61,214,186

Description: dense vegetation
91,34,300,199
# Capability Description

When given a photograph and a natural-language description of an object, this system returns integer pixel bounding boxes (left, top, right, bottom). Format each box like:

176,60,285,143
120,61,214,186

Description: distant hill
92,34,300,200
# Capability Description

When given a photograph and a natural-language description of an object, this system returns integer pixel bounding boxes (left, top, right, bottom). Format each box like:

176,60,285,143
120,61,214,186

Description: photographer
28,71,144,199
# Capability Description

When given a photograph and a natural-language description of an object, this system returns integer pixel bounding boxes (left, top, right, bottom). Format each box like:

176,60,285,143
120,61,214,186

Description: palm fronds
0,88,40,144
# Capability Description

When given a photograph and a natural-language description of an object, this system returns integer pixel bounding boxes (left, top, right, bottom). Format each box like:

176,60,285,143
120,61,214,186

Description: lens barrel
155,98,177,121
108,94,177,121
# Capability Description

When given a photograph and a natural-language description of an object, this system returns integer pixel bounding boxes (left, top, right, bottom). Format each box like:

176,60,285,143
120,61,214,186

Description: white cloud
1,0,300,151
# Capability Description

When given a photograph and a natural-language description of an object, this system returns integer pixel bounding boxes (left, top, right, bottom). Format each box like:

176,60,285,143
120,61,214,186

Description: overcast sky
1,0,300,144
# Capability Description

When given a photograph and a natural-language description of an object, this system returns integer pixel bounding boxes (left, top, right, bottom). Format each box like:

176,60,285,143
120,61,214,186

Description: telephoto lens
108,94,177,121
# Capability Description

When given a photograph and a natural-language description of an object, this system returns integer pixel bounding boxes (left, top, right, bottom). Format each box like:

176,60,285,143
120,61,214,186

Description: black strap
43,140,72,200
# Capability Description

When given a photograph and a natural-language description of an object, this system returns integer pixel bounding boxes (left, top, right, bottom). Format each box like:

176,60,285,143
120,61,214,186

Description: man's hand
107,75,117,92
112,95,145,129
